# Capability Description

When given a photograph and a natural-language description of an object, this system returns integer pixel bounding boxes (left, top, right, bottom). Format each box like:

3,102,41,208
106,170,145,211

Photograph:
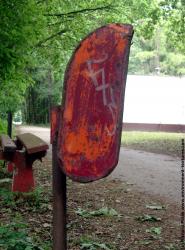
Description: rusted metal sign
56,24,133,182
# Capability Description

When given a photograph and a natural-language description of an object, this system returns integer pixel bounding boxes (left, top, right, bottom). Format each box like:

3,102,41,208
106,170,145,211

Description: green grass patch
76,207,120,218
0,185,52,249
121,131,185,157
0,221,46,250
79,236,114,250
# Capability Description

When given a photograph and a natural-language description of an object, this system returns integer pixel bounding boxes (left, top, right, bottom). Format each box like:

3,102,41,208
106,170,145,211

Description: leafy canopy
0,0,184,119
0,0,46,112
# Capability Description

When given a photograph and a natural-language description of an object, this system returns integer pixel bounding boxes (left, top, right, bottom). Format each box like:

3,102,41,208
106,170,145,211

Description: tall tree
24,0,162,123
0,0,46,114
160,0,185,53
1,0,184,123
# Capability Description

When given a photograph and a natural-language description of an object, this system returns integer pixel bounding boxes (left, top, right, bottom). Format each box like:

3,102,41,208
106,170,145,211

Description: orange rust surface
50,106,61,144
58,24,133,182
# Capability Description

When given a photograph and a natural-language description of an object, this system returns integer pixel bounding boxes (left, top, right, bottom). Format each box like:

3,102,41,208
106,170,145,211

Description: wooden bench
0,133,48,192
16,133,49,154
0,134,17,152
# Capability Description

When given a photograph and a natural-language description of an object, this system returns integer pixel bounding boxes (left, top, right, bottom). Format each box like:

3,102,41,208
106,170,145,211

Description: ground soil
39,157,182,249
1,156,182,249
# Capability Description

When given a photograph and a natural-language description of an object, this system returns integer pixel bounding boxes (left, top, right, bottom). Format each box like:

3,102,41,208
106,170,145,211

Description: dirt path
16,125,180,204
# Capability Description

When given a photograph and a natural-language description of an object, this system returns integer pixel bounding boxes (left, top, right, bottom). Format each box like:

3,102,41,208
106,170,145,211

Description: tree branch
45,4,113,17
36,0,47,4
36,29,67,47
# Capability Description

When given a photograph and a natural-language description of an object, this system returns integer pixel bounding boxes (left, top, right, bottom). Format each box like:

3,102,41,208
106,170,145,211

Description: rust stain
58,24,134,182
63,119,112,161
50,106,61,143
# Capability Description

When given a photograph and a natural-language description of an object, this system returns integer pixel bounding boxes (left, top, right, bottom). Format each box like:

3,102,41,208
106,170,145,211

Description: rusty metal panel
58,24,134,182
50,106,61,144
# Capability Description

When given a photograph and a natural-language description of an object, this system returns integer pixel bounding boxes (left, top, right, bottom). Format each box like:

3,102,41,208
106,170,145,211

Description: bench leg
12,166,35,192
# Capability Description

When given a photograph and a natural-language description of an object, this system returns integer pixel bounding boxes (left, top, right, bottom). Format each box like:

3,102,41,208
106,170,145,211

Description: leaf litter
0,157,182,249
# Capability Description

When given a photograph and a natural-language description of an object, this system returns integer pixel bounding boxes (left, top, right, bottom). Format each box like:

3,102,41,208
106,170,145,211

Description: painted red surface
58,24,133,182
12,165,35,192
0,151,35,192
0,134,48,192
7,162,14,172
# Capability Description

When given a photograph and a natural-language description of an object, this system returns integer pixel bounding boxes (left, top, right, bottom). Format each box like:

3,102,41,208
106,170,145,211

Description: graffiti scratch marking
87,55,117,136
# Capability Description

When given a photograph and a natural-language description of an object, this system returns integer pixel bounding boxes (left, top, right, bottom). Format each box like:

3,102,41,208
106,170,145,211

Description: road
16,125,181,203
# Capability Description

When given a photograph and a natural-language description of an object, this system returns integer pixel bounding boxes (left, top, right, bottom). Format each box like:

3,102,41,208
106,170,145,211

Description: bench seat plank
0,135,17,152
16,133,49,154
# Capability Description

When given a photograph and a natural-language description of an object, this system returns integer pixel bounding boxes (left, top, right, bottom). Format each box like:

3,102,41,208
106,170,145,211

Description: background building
123,75,185,132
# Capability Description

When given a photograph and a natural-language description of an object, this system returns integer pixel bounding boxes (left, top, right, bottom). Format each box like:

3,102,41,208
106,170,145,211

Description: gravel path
16,125,180,203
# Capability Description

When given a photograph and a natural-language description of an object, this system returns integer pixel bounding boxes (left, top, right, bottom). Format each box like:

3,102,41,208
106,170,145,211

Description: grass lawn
121,131,185,158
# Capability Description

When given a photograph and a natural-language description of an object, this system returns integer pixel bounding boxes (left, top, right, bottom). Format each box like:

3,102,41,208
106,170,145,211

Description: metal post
52,136,67,250
7,111,12,138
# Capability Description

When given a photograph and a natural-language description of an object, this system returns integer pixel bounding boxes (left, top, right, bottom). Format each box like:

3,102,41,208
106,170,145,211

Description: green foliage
38,0,161,73
0,186,46,210
161,52,185,76
159,0,185,53
136,214,161,222
0,118,7,168
76,207,120,218
13,111,22,123
164,243,180,249
146,226,162,235
0,0,184,123
0,0,46,113
138,240,152,246
0,119,7,134
0,185,52,249
0,222,43,250
20,187,46,210
0,188,16,207
0,163,12,179
129,26,185,75
22,0,163,123
80,237,113,250
23,68,60,124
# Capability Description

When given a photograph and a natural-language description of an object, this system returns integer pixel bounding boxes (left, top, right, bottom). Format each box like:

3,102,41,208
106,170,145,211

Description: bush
0,119,7,168
0,119,7,135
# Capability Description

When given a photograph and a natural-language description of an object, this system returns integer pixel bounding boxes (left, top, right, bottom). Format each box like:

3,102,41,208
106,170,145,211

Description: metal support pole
7,111,12,138
52,137,67,250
